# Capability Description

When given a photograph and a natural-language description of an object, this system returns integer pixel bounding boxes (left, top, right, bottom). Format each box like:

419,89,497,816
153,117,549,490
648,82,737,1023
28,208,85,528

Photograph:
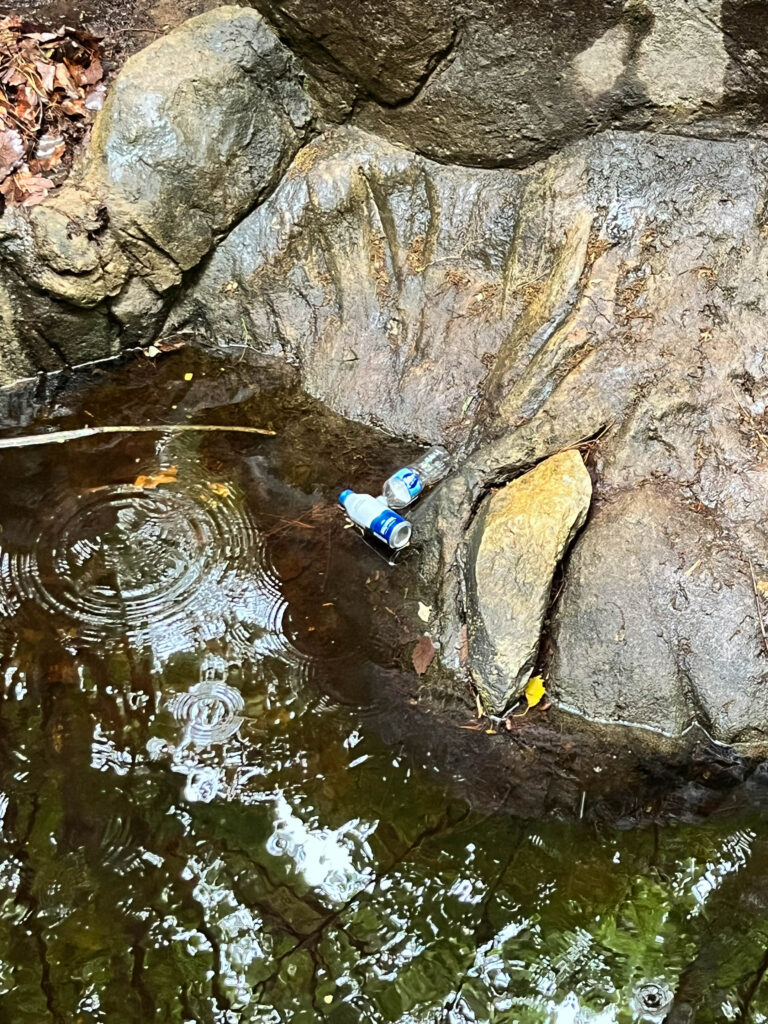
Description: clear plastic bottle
381,446,450,509
338,490,412,549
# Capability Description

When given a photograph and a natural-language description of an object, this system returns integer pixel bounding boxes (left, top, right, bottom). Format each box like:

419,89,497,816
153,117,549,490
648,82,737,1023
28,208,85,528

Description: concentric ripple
633,980,673,1020
169,680,245,747
0,477,297,664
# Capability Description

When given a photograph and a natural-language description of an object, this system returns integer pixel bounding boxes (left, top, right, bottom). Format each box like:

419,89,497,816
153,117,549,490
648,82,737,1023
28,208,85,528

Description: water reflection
0,352,767,1022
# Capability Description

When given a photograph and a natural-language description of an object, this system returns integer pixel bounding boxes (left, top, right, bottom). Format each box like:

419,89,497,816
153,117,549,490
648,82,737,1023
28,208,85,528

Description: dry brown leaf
34,60,55,93
77,57,102,86
23,30,59,43
35,132,64,170
412,634,436,675
133,466,178,489
0,128,23,182
12,168,55,206
60,97,85,117
53,61,79,97
0,18,106,209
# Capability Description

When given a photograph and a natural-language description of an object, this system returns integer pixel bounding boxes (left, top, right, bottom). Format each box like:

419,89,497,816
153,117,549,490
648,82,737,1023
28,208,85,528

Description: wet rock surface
412,129,768,748
169,127,523,442
551,486,768,743
251,0,768,166
466,450,592,716
3,5,768,751
0,5,314,382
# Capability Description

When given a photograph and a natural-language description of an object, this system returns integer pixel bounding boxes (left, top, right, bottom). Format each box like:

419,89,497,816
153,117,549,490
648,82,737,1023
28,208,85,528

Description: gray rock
406,129,768,748
252,0,767,166
551,488,768,745
169,126,524,442
89,4,314,269
0,6,314,379
252,0,457,107
466,450,592,716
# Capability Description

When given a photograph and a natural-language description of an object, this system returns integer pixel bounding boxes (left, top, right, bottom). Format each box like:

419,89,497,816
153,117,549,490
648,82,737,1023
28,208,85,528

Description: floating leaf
208,482,232,499
412,634,436,675
133,466,178,490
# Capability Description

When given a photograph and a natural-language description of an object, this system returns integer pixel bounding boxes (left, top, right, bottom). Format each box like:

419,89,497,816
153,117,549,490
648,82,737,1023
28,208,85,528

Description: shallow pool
0,350,766,1023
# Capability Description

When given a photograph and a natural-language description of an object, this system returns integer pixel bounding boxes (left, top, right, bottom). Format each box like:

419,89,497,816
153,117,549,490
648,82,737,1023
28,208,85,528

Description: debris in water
524,675,546,708
511,675,548,718
381,445,450,509
412,634,436,675
338,490,411,549
133,466,178,489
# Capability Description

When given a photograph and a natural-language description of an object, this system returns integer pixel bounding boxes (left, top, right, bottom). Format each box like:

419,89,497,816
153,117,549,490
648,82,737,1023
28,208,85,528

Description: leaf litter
0,16,105,210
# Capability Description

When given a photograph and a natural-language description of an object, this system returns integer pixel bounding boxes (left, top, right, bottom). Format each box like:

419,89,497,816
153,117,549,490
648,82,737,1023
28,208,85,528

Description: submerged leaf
208,482,232,499
412,634,436,675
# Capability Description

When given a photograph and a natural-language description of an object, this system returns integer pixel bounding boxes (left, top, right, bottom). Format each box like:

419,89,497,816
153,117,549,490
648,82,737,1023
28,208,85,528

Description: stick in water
0,423,277,450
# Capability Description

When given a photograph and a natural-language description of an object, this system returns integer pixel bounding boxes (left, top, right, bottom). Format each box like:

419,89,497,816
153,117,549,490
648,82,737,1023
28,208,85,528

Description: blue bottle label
395,468,423,499
370,508,407,544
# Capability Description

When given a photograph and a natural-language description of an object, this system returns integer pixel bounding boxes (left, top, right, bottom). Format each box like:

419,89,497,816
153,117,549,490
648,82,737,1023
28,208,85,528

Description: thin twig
748,558,768,657
0,423,276,450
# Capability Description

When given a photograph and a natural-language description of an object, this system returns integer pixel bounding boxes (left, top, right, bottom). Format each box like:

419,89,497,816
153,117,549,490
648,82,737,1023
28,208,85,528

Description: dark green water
0,350,767,1023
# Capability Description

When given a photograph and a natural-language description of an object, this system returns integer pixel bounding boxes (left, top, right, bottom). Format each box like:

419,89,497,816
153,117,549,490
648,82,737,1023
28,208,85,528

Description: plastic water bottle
339,491,412,549
381,446,450,509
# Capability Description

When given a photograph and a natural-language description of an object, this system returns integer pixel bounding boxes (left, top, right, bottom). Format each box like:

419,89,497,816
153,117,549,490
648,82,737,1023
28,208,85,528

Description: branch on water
0,423,277,450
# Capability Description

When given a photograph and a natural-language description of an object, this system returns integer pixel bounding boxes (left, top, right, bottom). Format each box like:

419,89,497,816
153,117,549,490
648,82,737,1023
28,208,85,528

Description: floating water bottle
381,446,450,509
339,491,412,549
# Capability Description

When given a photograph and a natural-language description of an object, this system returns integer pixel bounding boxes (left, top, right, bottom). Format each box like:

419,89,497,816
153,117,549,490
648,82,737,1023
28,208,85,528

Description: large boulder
88,6,313,270
551,487,768,744
169,127,524,442
466,450,592,716
250,0,761,166
0,6,314,383
405,128,768,749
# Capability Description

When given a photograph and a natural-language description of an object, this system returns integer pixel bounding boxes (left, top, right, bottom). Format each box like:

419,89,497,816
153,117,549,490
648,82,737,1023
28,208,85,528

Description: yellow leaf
133,466,178,489
208,482,232,499
758,580,768,595
183,372,193,381
524,675,546,708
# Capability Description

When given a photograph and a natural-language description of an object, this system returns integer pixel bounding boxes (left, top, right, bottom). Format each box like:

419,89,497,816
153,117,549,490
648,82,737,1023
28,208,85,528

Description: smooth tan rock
466,450,592,715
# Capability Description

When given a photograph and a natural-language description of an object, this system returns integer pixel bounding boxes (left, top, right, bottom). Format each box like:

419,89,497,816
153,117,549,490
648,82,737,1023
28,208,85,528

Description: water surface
0,351,767,1023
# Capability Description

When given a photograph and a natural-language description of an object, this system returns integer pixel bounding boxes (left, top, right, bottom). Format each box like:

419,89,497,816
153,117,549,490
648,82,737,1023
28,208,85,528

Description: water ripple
169,679,245,747
0,476,297,665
